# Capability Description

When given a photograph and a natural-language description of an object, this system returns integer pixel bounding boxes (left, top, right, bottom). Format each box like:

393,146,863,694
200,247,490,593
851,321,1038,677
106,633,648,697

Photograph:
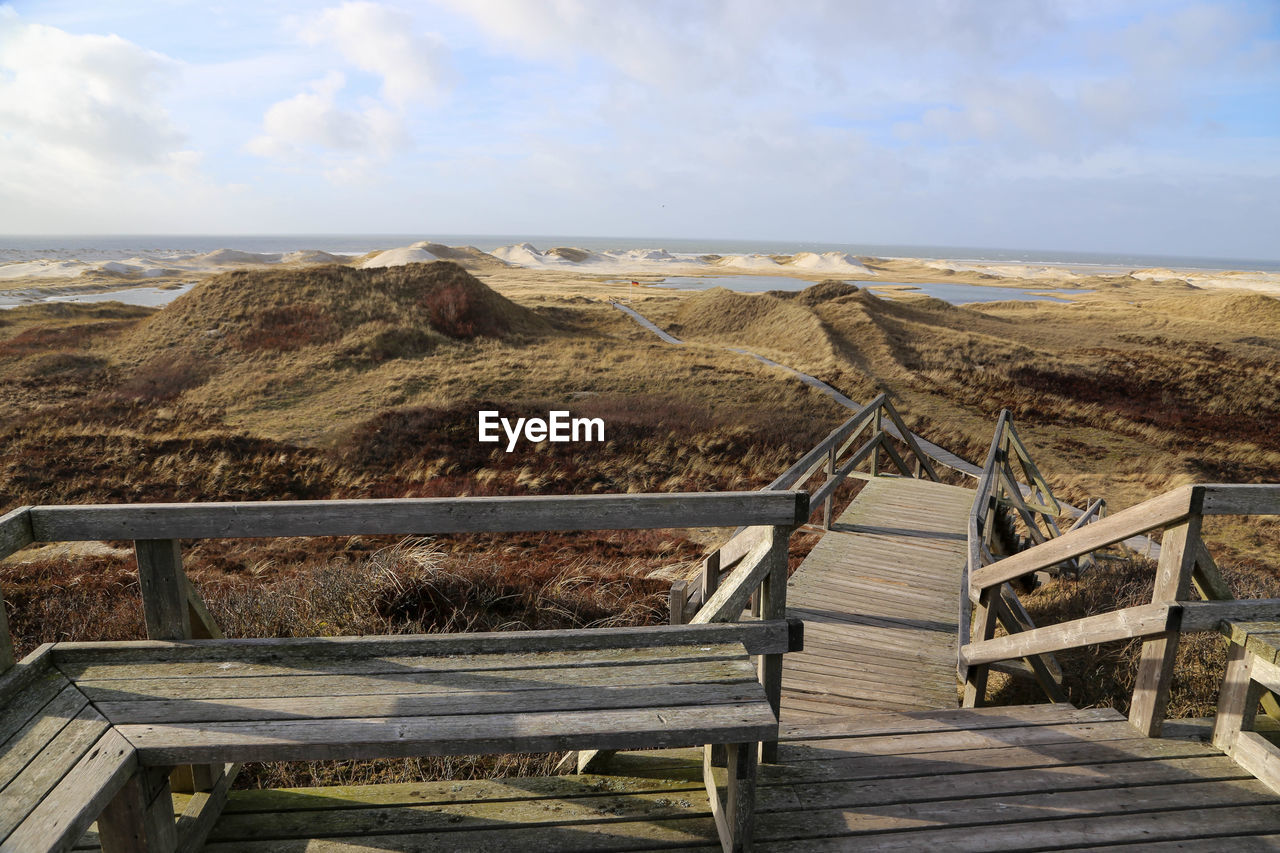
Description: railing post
870,407,883,477
0,584,13,674
1129,511,1202,736
669,580,689,626
1213,639,1265,752
823,445,836,529
135,539,191,641
963,585,998,706
135,538,224,796
702,551,721,602
757,525,790,763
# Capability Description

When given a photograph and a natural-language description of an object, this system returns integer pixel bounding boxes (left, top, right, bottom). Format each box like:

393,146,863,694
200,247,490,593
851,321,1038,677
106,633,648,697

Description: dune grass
1,262,1278,782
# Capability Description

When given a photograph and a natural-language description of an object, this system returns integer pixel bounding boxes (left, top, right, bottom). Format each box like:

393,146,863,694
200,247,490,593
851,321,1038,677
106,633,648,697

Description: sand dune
358,246,438,269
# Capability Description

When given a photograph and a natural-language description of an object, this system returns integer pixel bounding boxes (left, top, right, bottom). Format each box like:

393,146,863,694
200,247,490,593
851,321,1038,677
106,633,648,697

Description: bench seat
67,641,778,765
0,647,138,853
26,620,799,852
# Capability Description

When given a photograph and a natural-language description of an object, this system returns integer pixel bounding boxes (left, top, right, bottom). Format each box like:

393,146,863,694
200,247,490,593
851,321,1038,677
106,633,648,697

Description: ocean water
1,234,1277,273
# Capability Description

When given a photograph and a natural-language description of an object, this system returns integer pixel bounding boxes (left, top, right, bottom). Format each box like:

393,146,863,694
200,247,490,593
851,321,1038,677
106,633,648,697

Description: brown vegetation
2,266,1278,780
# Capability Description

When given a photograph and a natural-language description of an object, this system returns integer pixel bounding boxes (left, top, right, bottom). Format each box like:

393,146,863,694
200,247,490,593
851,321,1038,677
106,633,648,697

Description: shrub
236,304,338,351
116,353,210,401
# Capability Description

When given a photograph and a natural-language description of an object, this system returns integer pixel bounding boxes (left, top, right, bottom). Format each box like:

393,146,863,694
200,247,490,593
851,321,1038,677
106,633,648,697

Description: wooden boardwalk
193,705,1280,851
783,475,974,716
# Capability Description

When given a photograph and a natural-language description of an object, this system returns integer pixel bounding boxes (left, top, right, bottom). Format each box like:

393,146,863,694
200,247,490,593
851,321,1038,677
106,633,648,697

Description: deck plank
783,476,973,715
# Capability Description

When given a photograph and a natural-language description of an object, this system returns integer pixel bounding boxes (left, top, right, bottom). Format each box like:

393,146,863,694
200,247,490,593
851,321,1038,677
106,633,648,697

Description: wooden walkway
783,475,974,716
186,704,1280,851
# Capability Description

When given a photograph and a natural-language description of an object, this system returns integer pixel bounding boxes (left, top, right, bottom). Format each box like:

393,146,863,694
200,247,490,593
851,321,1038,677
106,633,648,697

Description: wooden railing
0,490,808,673
0,490,808,791
670,393,942,627
961,482,1280,736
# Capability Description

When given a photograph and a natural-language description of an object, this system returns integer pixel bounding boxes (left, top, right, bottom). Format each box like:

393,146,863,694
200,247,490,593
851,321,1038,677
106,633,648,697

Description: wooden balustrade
964,477,1280,738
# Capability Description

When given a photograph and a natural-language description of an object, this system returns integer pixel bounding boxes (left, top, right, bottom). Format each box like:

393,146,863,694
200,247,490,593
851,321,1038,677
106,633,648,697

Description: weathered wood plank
3,728,136,853
760,805,1280,852
775,736,1221,784
119,702,779,764
756,779,1277,849
62,642,753,681
96,682,771,726
778,703,1114,740
28,492,808,541
961,603,1173,666
75,658,760,702
970,485,1195,591
0,705,110,841
52,620,801,664
1202,484,1280,516
0,681,90,793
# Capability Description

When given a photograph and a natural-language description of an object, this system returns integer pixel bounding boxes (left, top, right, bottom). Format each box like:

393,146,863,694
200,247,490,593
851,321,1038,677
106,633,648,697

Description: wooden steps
783,476,974,714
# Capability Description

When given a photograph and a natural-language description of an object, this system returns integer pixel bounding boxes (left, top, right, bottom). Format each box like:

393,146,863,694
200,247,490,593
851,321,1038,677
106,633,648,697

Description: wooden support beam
822,445,836,529
992,588,1066,702
184,577,223,640
1129,516,1201,737
964,603,1174,666
808,436,881,509
669,580,689,626
0,506,34,673
880,397,940,482
702,551,721,603
962,586,999,707
99,766,178,853
135,539,190,642
704,742,757,853
755,526,789,764
1192,539,1234,601
1213,640,1265,752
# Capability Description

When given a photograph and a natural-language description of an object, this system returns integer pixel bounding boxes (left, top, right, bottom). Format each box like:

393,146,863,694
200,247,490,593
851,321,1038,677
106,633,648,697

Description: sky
0,1,1277,259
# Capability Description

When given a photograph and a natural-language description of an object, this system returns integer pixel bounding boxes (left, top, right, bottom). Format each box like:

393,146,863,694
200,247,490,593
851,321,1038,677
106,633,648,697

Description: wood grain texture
783,476,972,716
28,492,808,541
970,485,1194,591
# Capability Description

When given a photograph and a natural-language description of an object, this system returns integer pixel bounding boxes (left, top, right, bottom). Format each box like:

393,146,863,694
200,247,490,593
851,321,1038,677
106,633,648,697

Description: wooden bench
6,619,800,853
0,646,140,853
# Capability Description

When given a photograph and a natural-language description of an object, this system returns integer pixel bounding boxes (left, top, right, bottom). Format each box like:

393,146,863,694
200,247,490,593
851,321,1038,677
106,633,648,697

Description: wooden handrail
26,491,810,541
767,393,886,491
969,486,1196,593
961,599,1280,667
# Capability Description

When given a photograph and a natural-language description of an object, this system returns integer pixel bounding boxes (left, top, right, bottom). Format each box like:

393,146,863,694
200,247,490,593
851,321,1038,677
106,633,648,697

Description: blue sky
0,1,1277,258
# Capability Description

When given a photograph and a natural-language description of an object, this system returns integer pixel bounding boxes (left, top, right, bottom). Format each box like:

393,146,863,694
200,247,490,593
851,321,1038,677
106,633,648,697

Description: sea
2,234,1278,274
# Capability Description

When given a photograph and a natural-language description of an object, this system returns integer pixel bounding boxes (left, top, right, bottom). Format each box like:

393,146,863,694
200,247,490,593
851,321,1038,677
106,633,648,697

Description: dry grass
3,266,1279,792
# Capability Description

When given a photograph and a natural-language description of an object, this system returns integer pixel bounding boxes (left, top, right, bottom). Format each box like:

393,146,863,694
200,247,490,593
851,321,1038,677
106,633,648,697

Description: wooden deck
184,704,1280,851
783,475,973,716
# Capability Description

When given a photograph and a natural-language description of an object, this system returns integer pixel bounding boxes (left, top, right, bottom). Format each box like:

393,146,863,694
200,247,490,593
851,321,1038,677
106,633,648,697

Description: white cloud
246,71,407,162
0,8,191,176
301,2,451,106
247,2,450,178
